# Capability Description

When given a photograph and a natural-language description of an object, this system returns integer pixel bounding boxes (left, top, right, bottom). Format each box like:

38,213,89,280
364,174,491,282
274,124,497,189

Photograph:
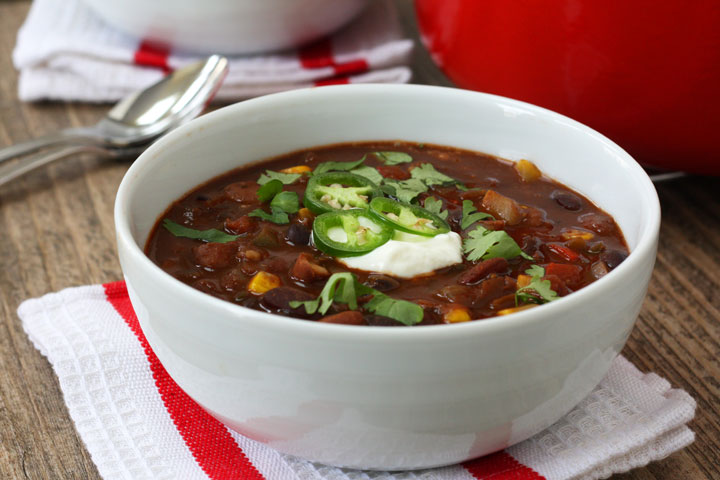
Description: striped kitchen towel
18,281,696,480
12,0,412,103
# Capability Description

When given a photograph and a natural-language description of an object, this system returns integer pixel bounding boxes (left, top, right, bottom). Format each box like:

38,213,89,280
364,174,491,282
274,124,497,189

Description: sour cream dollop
338,231,463,278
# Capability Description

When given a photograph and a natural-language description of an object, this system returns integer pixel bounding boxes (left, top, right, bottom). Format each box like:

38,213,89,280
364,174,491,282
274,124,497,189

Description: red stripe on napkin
103,281,265,480
463,452,545,479
134,40,172,73
299,37,369,86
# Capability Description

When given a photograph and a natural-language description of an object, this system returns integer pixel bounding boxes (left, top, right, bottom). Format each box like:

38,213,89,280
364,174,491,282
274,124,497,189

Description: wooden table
1,1,718,478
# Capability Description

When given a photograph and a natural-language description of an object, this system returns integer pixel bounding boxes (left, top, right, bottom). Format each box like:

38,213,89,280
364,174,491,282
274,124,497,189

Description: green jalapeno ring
368,197,451,237
312,209,393,257
303,172,382,215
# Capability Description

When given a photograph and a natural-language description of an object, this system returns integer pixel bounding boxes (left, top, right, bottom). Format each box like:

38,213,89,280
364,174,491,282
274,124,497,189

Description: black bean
552,190,583,211
364,314,401,326
600,250,628,270
364,274,400,292
260,287,315,317
286,223,310,246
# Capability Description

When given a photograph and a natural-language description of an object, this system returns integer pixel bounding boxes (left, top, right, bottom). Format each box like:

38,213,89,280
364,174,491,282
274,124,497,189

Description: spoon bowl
0,55,228,186
0,55,228,162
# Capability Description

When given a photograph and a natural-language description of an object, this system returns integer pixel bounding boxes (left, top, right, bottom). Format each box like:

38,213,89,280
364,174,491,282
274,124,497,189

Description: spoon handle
0,144,143,188
0,129,103,164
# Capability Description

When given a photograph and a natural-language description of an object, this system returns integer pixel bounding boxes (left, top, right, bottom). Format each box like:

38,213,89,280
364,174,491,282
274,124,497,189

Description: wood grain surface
1,1,718,478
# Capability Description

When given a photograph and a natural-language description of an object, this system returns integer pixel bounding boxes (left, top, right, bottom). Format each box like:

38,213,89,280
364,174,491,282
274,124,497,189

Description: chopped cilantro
248,207,289,225
290,272,424,325
461,200,494,229
515,266,559,305
162,219,238,243
289,273,363,315
363,293,424,326
256,179,282,203
350,165,383,184
423,196,448,220
373,151,413,165
258,170,301,185
463,225,533,261
250,189,299,224
410,163,456,186
313,158,366,175
381,178,428,203
270,191,299,213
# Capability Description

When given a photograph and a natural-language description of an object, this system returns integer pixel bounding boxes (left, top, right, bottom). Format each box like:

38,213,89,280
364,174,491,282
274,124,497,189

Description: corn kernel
497,304,538,316
298,208,314,221
561,229,594,241
443,307,471,323
247,271,281,295
280,165,312,174
517,274,532,289
515,159,542,182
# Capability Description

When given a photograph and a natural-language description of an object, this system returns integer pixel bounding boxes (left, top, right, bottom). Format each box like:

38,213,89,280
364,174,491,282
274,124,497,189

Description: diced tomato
377,165,410,180
545,263,583,289
546,243,581,262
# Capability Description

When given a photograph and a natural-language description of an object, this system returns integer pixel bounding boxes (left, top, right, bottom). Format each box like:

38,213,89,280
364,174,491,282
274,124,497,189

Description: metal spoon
0,55,228,185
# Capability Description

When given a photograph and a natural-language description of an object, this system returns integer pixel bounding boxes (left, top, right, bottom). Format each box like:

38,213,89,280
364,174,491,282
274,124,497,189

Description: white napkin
18,282,696,480
13,0,413,102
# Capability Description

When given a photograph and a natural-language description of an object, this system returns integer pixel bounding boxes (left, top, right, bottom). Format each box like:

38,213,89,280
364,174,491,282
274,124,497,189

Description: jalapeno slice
368,197,451,237
303,172,382,215
312,209,392,257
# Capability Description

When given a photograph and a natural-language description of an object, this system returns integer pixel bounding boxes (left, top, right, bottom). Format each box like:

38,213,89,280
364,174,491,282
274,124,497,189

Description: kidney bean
437,284,476,304
286,223,310,246
319,311,364,325
472,276,507,307
490,293,517,311
552,190,583,211
225,215,257,235
193,241,238,269
458,258,509,285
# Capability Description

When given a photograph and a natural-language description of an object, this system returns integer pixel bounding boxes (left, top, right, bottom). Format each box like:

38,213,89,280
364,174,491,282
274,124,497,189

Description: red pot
415,0,720,175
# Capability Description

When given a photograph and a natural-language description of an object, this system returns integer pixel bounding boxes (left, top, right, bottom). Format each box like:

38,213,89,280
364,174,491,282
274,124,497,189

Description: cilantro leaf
248,207,289,224
290,272,424,325
289,272,370,315
257,179,282,203
270,191,299,213
410,163,457,186
363,293,424,326
423,196,448,220
314,158,366,175
382,178,428,203
461,200,494,229
515,266,559,305
162,219,238,243
373,151,413,165
258,170,301,185
350,165,383,184
463,225,533,261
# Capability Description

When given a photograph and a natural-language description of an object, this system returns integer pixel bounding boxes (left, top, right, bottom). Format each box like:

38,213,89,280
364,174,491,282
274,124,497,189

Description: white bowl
114,85,660,470
81,0,369,55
